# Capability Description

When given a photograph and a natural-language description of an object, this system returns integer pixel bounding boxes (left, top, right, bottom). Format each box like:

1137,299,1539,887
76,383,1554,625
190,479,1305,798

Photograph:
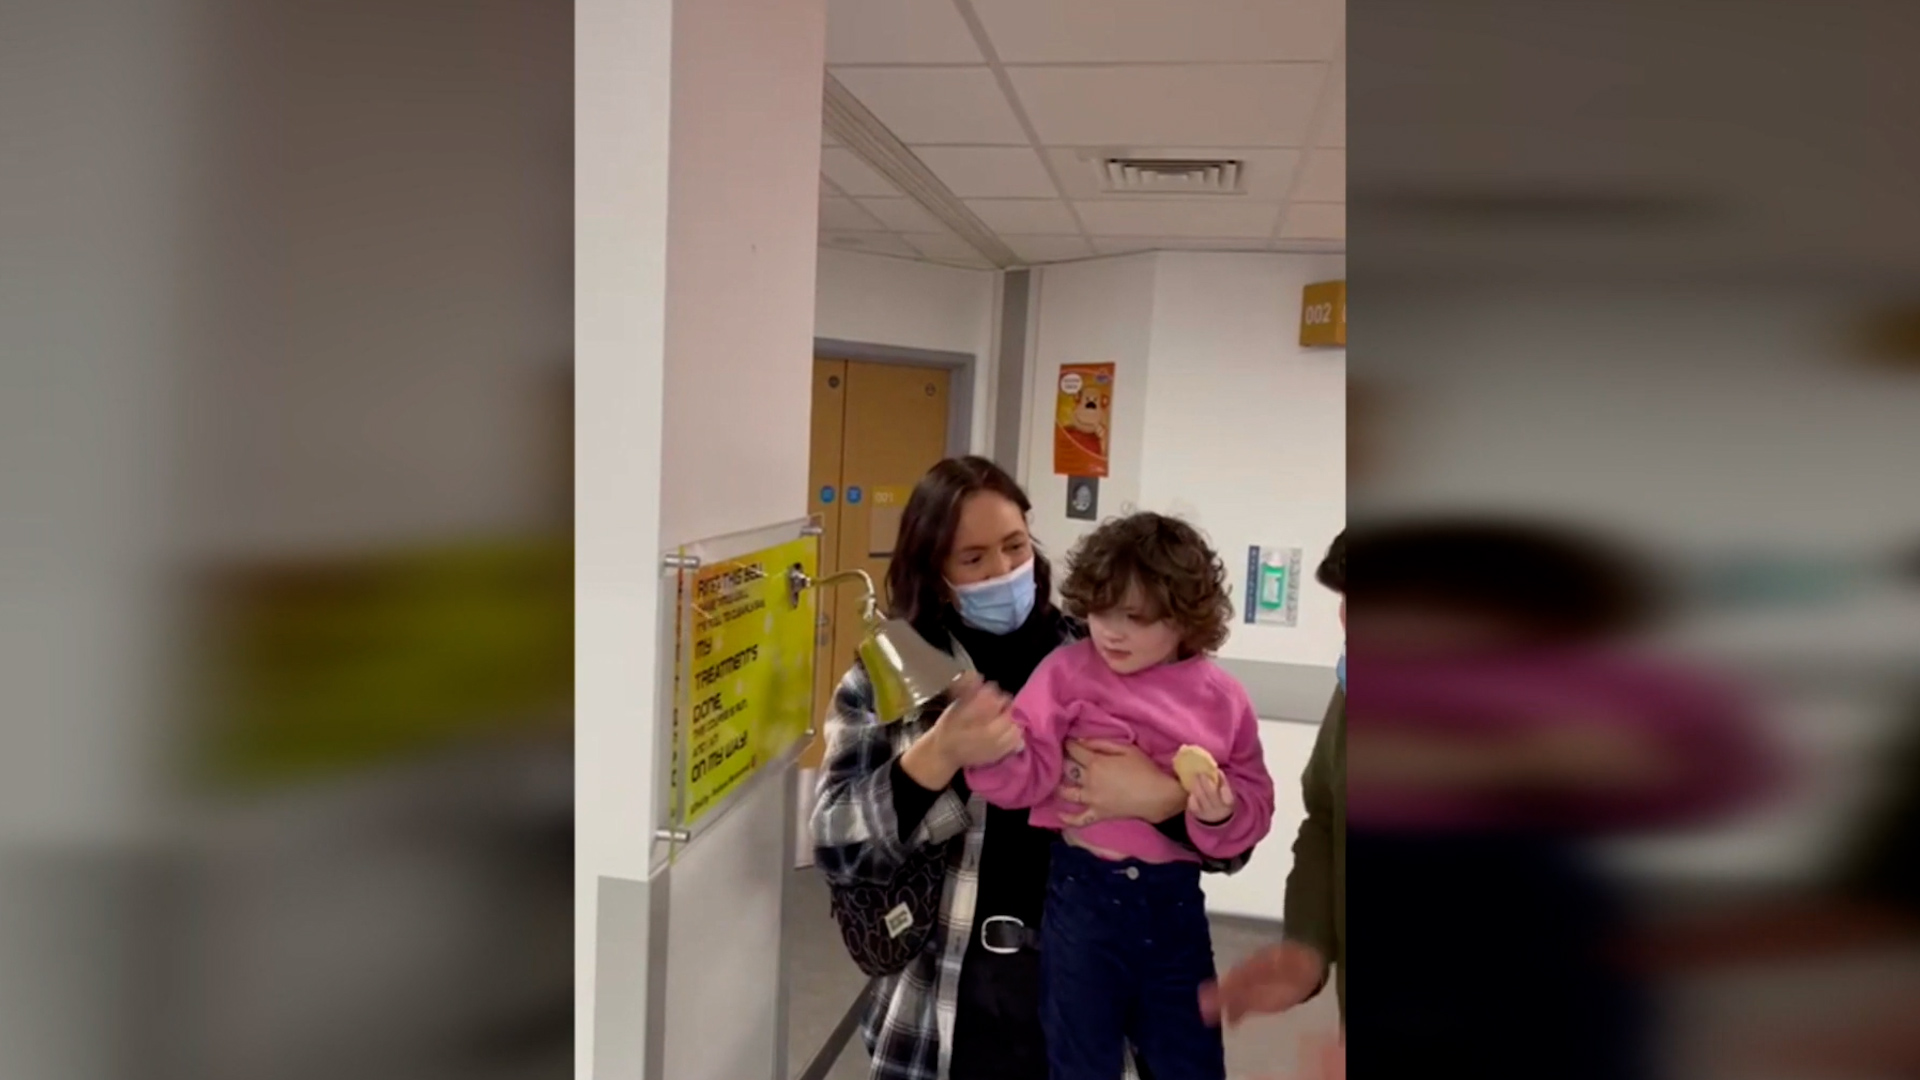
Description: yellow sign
1300,280,1346,347
200,538,570,790
679,537,818,824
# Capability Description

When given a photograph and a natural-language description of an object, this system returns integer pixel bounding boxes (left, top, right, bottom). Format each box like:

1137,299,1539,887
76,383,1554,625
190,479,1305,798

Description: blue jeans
1040,842,1225,1080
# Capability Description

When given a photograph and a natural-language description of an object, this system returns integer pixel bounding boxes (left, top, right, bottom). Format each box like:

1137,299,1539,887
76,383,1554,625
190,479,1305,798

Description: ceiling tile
915,147,1059,198
821,148,901,197
1278,202,1345,240
826,0,984,64
1074,200,1283,238
1091,237,1277,255
820,197,887,232
971,0,1341,63
965,198,1080,234
1043,147,1302,201
822,232,921,258
1292,149,1345,202
832,67,1029,145
1008,64,1323,147
903,232,994,265
1008,236,1095,264
1318,66,1345,148
857,197,948,232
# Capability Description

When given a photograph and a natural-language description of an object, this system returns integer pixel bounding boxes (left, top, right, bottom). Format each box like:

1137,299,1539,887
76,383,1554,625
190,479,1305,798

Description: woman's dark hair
1352,517,1662,640
1060,513,1234,655
1317,530,1346,595
887,456,1052,640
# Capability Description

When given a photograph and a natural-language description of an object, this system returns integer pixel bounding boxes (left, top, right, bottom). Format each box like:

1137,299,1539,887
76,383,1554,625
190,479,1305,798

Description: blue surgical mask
1336,651,1346,691
951,559,1037,635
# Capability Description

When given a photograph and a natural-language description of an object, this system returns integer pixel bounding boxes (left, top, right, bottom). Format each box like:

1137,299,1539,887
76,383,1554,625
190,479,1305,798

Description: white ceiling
818,0,1346,270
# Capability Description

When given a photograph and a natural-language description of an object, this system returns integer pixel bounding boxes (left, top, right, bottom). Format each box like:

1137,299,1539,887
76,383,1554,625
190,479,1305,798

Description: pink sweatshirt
1348,648,1781,834
966,641,1275,864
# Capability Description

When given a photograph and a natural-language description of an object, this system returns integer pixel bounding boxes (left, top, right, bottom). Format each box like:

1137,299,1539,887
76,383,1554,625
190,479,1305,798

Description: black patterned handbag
827,835,954,978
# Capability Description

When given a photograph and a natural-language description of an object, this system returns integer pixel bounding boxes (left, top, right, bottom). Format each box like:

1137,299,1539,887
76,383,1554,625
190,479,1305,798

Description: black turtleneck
946,610,1070,933
889,605,1067,933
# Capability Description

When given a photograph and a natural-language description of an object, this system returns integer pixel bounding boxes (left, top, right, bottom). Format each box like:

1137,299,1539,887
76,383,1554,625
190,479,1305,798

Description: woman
811,457,1250,1080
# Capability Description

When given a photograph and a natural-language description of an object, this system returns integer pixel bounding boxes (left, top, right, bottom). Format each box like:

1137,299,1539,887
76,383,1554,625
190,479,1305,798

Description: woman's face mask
950,558,1037,634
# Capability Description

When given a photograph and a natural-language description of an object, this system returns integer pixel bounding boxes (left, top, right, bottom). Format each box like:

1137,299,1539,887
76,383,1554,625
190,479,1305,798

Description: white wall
1141,252,1347,666
181,1,572,560
814,248,998,451
576,0,675,1067
1199,719,1322,918
1360,284,1920,552
578,0,826,1074
0,4,200,1075
1021,253,1160,554
1020,252,1346,664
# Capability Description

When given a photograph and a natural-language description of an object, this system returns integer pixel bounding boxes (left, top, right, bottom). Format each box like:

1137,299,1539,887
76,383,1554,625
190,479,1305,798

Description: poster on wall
1052,363,1114,477
1244,545,1303,628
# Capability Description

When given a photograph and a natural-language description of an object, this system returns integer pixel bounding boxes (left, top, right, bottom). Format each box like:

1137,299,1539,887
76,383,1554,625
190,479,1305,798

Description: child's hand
1188,770,1235,824
929,675,1022,769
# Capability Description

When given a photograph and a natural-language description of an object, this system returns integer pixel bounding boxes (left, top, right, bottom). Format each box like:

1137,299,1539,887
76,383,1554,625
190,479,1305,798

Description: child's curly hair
1060,512,1235,655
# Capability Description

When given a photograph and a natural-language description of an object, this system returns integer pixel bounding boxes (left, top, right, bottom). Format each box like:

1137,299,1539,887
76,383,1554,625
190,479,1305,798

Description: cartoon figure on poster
1053,362,1114,477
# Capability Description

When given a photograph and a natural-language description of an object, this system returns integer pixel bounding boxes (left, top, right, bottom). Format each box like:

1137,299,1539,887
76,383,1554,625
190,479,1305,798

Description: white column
0,3,197,1076
576,0,827,1076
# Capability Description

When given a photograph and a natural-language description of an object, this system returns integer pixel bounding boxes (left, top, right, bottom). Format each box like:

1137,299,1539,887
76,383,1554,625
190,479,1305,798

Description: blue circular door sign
847,486,863,505
820,485,836,504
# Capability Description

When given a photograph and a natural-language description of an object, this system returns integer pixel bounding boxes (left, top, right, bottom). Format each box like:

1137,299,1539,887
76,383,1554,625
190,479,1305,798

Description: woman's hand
900,675,1020,790
1056,738,1188,827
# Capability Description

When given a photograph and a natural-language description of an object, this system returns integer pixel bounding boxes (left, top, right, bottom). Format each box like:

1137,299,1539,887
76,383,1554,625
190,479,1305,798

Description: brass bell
791,567,964,723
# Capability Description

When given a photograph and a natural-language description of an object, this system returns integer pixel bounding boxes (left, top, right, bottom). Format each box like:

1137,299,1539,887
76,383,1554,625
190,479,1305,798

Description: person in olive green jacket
1203,532,1346,1028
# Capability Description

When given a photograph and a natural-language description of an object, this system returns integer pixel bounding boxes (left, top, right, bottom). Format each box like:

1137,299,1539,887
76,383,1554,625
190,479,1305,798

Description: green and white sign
1244,545,1301,627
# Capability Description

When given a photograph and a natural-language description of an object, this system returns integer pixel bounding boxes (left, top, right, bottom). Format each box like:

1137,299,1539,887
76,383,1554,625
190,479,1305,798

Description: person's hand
1250,1034,1342,1080
1735,980,1920,1068
1188,770,1235,825
1199,941,1327,1026
1348,723,1666,795
925,674,1021,769
1306,1035,1345,1080
1056,738,1187,827
1516,721,1671,791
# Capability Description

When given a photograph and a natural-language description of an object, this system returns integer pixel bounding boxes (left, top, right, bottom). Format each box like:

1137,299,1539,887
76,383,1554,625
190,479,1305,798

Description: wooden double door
804,359,952,766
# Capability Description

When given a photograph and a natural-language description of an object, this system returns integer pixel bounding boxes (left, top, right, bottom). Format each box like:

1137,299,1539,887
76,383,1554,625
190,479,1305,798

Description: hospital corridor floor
781,867,1337,1080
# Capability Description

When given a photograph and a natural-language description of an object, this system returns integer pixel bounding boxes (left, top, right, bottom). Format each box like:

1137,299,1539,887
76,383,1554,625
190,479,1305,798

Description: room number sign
1299,280,1346,348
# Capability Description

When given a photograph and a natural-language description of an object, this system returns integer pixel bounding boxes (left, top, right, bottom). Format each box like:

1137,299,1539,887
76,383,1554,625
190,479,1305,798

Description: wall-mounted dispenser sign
1244,545,1302,627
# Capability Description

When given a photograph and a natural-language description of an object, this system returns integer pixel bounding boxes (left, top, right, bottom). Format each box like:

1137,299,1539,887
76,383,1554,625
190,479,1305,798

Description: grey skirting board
1213,657,1337,725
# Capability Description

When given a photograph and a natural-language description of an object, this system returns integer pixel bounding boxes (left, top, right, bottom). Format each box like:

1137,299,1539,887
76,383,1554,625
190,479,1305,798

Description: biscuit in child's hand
1172,745,1220,792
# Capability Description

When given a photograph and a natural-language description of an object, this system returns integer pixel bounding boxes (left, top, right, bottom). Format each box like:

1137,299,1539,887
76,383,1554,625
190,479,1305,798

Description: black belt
980,915,1041,954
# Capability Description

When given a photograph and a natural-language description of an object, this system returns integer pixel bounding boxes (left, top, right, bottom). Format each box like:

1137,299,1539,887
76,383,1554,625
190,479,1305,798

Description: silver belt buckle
981,915,1024,955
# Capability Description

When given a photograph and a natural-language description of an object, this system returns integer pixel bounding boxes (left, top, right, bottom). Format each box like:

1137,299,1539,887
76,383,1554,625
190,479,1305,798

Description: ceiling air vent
1097,157,1243,195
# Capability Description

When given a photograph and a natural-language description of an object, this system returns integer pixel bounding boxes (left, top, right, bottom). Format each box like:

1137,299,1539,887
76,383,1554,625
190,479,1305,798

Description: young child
966,512,1275,1080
